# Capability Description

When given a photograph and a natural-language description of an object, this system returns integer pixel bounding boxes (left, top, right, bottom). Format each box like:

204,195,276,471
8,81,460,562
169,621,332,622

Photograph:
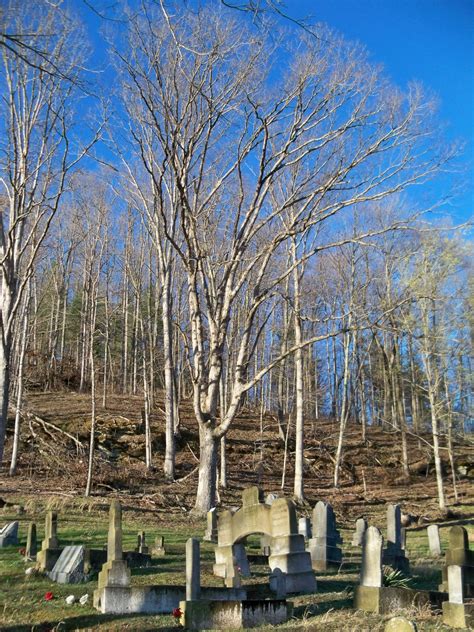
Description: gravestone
439,526,474,597
37,512,61,571
213,487,316,594
25,522,37,560
382,504,409,573
360,526,383,588
93,500,131,609
298,517,311,540
233,542,251,577
0,521,19,547
307,501,342,570
136,531,149,555
442,563,474,628
352,517,368,547
203,508,218,542
152,535,166,557
48,545,88,583
186,538,200,601
384,617,417,631
427,525,442,557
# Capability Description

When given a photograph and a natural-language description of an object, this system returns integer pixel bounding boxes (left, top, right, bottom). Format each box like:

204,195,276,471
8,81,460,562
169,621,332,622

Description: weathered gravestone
382,504,409,573
93,500,131,609
427,524,442,557
37,511,61,571
203,508,218,542
352,517,368,547
213,487,316,594
25,522,37,560
48,545,88,584
439,526,474,597
307,501,342,570
442,564,474,628
384,616,417,632
355,525,447,615
0,521,18,547
152,535,166,557
298,517,311,540
186,538,201,601
136,531,149,555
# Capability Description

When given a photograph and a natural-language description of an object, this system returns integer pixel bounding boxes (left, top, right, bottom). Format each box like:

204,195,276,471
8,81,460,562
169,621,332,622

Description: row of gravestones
2,492,473,630
0,511,165,584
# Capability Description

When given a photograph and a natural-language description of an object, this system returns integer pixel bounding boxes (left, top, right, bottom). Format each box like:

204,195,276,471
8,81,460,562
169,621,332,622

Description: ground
0,391,473,630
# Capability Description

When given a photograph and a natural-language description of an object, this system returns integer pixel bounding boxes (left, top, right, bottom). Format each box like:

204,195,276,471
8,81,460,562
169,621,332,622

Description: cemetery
0,1,473,630
1,484,473,630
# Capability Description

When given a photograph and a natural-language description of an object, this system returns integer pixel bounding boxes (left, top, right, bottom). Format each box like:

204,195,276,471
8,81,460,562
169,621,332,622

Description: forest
0,0,472,514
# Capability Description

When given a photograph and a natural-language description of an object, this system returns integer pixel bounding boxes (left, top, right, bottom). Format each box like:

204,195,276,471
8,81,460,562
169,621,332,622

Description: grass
1,497,473,630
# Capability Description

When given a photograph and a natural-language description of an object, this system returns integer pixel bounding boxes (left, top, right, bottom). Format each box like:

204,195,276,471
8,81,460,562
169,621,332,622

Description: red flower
172,607,182,618
18,548,26,556
44,592,54,601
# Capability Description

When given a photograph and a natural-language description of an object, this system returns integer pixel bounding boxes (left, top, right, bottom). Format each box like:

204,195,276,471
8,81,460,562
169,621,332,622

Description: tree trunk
193,425,218,514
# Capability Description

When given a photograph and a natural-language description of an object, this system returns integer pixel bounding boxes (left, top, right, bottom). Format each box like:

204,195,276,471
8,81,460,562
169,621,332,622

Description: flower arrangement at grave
44,591,54,601
172,607,182,624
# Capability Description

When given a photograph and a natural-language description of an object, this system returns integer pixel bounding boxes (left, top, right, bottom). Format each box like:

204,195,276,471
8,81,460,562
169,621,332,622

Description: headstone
269,568,286,598
352,517,368,547
260,535,271,556
360,526,383,588
307,501,342,570
0,521,19,547
427,525,442,557
384,616,417,631
204,508,218,542
233,542,250,577
25,522,37,560
93,500,131,609
135,531,149,554
48,545,87,584
152,535,166,557
298,517,311,540
36,511,60,570
448,565,464,604
186,538,200,601
387,504,402,549
439,525,474,596
107,501,122,562
382,504,409,573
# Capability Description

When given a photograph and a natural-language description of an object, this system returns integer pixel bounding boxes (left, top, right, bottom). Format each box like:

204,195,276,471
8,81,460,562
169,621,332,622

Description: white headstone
427,524,442,557
360,526,383,588
447,565,464,604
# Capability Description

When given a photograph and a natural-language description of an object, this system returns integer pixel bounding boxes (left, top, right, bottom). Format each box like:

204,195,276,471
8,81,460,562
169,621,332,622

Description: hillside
1,391,472,525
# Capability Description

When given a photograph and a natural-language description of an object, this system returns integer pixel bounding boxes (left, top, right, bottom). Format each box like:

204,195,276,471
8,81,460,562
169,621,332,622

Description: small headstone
270,567,286,598
48,545,87,584
260,534,271,556
427,525,442,557
233,542,250,577
152,535,166,557
360,526,383,588
135,531,149,554
384,616,417,631
242,486,262,507
0,521,19,547
298,517,311,539
352,517,368,547
203,508,218,542
25,522,37,560
448,565,464,604
265,492,279,506
186,538,200,601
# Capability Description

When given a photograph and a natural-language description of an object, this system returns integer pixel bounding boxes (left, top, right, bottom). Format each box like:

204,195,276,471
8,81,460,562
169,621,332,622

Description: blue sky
292,0,473,222
76,0,473,223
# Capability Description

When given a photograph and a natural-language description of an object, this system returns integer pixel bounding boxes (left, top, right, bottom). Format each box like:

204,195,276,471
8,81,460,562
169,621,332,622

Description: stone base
94,584,247,614
270,569,316,595
179,599,292,630
442,601,474,628
354,585,448,614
